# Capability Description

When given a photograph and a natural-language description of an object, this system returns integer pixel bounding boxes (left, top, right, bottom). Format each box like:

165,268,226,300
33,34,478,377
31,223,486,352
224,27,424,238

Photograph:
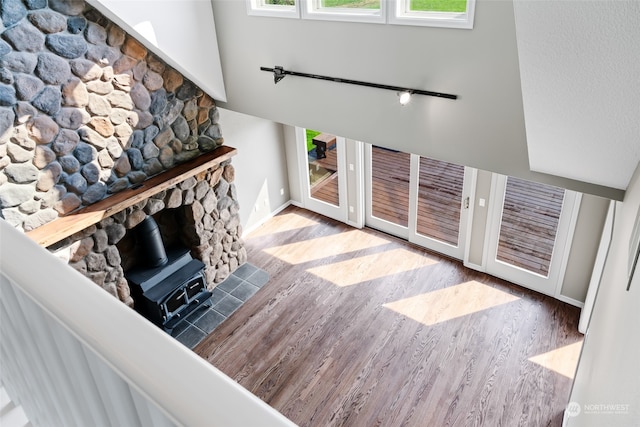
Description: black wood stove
125,216,210,334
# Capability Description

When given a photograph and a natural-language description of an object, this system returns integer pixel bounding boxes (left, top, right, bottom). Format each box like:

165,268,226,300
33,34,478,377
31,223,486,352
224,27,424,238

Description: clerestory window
247,0,476,29
301,0,386,24
247,0,300,18
389,0,475,29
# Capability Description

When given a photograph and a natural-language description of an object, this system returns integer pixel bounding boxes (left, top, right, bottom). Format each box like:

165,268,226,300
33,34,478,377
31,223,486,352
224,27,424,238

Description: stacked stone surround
49,164,246,306
0,0,244,304
0,0,224,231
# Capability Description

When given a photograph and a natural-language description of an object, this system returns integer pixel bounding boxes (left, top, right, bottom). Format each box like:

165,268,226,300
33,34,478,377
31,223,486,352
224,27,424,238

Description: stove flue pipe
135,215,168,268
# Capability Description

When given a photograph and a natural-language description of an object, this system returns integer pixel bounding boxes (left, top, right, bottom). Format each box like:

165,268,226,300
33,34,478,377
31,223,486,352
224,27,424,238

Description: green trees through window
321,0,380,9
320,0,466,12
306,129,321,152
265,0,467,12
252,0,474,28
410,0,466,13
265,0,295,5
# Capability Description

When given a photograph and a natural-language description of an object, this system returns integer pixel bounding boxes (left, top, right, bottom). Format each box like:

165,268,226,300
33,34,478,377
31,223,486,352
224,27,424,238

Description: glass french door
484,175,580,296
364,144,472,260
296,127,348,223
365,145,411,238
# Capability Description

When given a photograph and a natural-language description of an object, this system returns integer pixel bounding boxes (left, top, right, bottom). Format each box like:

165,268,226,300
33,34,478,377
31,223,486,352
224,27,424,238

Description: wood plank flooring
195,206,582,427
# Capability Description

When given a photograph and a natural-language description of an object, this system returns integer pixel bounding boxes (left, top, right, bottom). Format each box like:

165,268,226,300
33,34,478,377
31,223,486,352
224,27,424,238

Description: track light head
274,66,286,84
398,91,412,106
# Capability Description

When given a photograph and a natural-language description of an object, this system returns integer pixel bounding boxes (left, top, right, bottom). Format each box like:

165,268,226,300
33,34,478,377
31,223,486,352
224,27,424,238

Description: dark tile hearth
172,263,268,349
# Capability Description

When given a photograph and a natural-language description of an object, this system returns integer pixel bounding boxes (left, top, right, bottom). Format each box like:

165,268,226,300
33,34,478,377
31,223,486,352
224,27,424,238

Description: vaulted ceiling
88,0,638,199
512,0,640,191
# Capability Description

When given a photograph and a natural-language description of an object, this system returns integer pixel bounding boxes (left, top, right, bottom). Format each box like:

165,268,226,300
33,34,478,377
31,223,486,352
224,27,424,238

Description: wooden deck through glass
497,177,565,277
370,147,411,227
309,145,562,272
308,145,340,206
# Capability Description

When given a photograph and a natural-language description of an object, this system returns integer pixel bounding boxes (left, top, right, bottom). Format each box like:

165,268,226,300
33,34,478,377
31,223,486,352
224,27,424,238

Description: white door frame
364,143,473,261
295,127,348,224
483,173,582,300
364,144,410,239
409,156,474,260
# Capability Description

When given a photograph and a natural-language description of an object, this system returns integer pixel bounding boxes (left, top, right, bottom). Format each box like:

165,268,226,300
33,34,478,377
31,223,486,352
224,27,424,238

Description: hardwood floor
195,206,583,427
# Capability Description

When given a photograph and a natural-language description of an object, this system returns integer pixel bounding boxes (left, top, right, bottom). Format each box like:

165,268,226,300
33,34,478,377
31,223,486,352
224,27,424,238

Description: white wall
561,195,610,302
87,0,227,101
566,162,640,426
512,0,640,191
218,109,291,233
283,125,302,206
210,0,622,200
466,169,492,268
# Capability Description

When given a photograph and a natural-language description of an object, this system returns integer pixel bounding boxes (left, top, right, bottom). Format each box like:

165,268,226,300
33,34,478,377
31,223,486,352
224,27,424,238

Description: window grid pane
496,177,565,277
264,0,295,5
307,130,339,207
371,146,410,227
409,0,466,13
416,157,464,246
320,0,380,9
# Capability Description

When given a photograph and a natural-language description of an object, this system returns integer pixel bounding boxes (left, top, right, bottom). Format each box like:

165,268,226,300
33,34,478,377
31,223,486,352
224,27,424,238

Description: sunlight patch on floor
529,341,583,379
306,248,438,287
263,229,390,264
383,280,520,326
248,213,319,238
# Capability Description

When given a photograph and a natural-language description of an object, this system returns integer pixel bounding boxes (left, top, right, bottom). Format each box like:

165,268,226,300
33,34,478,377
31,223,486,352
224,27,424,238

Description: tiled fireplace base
171,263,269,349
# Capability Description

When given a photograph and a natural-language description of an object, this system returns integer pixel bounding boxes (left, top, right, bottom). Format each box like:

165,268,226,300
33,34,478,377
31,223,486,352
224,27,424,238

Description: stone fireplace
46,160,246,308
0,1,245,309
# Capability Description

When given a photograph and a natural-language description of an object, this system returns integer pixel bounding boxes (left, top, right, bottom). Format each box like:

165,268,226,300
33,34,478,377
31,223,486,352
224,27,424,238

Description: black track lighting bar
260,66,457,100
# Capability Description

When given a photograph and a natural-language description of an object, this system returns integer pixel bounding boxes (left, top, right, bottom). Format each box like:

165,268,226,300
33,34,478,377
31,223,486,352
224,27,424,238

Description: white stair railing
0,220,296,427
1,384,30,427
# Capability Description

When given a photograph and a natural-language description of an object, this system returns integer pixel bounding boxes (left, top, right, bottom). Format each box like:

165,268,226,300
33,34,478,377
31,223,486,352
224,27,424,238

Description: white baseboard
556,294,585,309
463,261,484,272
242,201,292,237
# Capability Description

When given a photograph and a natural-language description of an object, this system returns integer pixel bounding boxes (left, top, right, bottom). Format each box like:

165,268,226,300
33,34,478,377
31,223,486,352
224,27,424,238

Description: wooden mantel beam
26,146,237,248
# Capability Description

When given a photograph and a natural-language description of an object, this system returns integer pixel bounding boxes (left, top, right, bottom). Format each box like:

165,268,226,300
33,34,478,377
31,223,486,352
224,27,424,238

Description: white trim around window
247,0,476,29
301,0,386,24
388,0,476,29
247,0,300,19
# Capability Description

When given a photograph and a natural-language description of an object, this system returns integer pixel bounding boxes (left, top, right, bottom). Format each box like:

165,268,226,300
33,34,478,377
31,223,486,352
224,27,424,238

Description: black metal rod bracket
260,65,457,100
